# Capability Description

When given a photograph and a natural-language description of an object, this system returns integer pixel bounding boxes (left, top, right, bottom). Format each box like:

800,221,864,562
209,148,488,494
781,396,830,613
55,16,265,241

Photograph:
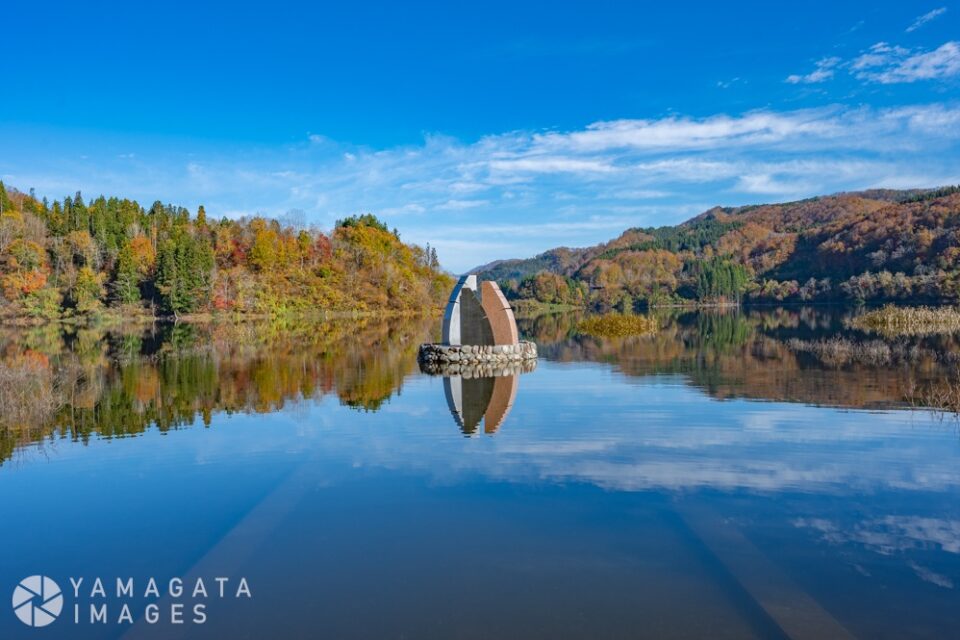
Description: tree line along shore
0,183,452,323
4,182,960,325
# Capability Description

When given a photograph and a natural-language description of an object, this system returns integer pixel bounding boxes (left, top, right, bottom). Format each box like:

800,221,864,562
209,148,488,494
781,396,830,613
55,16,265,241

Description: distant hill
474,247,590,284
477,186,960,308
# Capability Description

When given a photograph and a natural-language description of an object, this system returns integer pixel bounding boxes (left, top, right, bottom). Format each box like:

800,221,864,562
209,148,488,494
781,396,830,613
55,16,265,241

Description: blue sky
2,1,959,271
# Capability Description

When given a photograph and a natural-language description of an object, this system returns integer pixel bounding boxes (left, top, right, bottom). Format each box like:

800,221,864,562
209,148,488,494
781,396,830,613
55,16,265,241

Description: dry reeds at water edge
904,367,960,421
0,356,60,432
578,314,658,338
0,356,64,463
786,337,900,367
849,304,960,337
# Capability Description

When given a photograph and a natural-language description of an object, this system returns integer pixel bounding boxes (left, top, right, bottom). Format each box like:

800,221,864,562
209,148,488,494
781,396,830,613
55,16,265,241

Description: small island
578,313,658,338
850,304,960,336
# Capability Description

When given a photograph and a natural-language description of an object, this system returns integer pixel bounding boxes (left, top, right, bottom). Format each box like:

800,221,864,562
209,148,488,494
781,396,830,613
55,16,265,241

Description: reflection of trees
519,307,960,410
0,316,433,463
695,312,752,351
516,310,586,344
330,320,429,411
5,306,960,463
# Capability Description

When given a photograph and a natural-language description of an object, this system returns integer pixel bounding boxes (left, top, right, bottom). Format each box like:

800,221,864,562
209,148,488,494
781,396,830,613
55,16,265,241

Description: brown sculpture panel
480,281,519,345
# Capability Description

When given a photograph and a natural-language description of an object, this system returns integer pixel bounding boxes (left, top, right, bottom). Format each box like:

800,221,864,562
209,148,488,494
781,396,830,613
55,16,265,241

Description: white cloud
736,173,815,196
850,42,909,71
854,41,960,83
424,217,642,238
4,103,960,271
376,203,426,217
906,7,947,32
487,156,617,174
786,57,841,84
605,189,671,199
788,41,960,85
532,110,846,152
434,199,489,210
787,39,960,86
447,181,485,194
716,77,742,89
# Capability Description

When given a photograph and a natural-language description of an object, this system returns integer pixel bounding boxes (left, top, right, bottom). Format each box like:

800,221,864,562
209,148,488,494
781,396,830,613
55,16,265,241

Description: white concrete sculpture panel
441,274,518,347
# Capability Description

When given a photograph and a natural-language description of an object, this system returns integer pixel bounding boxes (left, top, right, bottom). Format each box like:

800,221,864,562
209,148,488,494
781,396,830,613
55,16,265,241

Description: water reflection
2,307,960,638
0,316,436,463
519,306,959,410
443,373,518,435
419,357,534,435
1,305,959,463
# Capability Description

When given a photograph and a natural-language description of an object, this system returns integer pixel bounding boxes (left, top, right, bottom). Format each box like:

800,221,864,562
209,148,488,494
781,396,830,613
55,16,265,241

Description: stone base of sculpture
417,342,537,376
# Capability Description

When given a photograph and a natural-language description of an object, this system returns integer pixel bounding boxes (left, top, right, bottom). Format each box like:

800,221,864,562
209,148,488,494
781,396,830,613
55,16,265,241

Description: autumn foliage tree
0,182,451,320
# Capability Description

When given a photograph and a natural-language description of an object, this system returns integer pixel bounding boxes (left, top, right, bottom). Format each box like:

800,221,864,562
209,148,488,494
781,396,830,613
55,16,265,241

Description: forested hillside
0,183,451,320
479,187,960,309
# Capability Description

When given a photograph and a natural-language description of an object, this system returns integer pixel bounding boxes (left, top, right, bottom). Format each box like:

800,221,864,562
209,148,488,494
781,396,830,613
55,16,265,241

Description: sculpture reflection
444,369,519,435
421,359,536,435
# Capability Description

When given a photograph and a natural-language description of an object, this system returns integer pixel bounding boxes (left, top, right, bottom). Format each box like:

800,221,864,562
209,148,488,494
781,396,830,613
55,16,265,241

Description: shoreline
0,306,445,328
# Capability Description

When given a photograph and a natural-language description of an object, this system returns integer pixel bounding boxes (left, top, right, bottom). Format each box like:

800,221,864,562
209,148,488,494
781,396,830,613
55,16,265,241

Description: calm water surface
1,308,958,638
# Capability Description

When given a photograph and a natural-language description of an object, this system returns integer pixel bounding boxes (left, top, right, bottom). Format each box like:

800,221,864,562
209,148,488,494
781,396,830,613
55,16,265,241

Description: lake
1,307,959,639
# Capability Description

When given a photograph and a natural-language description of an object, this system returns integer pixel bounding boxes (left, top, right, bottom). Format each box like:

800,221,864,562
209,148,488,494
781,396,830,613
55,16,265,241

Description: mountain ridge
476,186,960,308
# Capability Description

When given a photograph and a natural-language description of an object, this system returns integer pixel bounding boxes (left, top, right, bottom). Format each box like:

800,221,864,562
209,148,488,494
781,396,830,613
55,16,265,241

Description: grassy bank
0,305,445,328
